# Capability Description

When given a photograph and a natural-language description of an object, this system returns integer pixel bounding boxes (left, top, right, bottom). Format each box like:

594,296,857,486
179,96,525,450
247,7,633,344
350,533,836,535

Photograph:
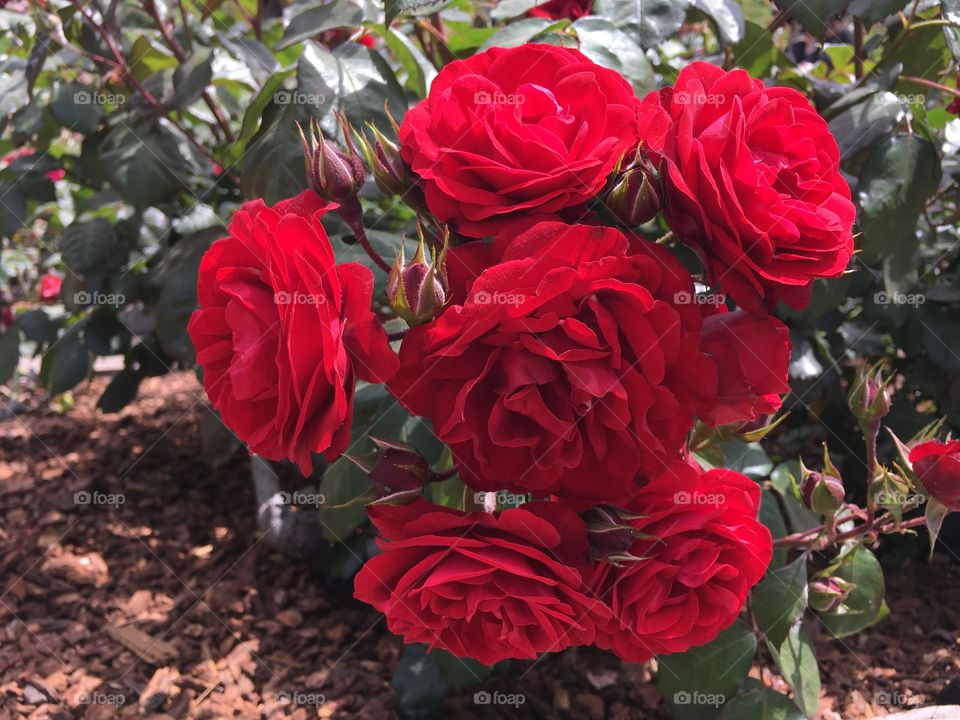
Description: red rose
638,62,855,311
399,44,641,238
593,460,771,661
389,222,717,505
910,440,960,510
353,499,611,664
187,190,398,476
698,310,791,426
38,273,62,301
528,0,592,19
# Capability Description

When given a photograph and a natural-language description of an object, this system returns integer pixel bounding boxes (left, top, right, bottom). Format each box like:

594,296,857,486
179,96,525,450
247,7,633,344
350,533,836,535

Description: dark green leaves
656,621,757,720
573,18,656,95
590,0,689,48
751,555,808,649
857,135,942,265
61,219,120,277
818,545,887,638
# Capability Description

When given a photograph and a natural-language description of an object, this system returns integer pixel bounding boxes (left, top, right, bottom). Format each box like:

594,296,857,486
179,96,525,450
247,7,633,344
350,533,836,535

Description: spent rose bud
800,455,845,515
604,147,663,227
298,114,365,204
387,225,448,325
849,362,892,429
909,439,960,511
809,576,855,612
581,505,646,565
348,437,433,505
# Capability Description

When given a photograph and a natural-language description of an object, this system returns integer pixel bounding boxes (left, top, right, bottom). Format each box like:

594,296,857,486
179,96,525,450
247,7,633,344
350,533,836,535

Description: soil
1,371,959,719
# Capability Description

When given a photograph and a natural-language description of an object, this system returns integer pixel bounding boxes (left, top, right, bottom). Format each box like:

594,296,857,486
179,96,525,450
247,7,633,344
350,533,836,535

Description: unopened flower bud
298,114,365,204
604,147,663,227
809,576,855,612
849,362,892,430
356,121,420,204
800,455,845,515
581,505,647,565
387,225,448,325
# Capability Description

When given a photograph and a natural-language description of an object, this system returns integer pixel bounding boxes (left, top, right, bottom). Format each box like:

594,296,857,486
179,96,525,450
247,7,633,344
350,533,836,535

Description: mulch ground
1,371,959,719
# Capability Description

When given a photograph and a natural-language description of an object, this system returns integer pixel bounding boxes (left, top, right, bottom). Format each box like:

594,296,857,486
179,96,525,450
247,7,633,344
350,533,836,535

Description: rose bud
809,576,855,612
800,456,845,515
387,226,448,325
848,362,892,429
356,121,421,204
581,505,646,565
604,148,663,227
909,439,960,511
347,437,433,505
297,114,365,205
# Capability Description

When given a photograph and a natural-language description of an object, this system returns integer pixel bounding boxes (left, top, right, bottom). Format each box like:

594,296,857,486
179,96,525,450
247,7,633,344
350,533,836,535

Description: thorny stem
773,512,926,549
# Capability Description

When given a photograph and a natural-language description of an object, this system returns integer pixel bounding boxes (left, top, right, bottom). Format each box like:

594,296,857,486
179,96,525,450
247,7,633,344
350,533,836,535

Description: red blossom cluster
189,45,855,664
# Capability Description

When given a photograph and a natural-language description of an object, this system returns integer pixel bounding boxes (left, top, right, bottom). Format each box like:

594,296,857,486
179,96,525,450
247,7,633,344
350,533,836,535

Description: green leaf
573,18,656,95
479,18,557,51
297,41,408,131
128,35,179,82
690,0,745,45
50,82,104,135
239,99,310,203
591,0,688,48
827,92,902,159
392,644,448,718
733,21,792,77
16,309,56,344
0,57,29,118
656,620,757,720
97,368,143,413
61,218,119,276
769,625,820,718
751,554,808,649
47,334,90,395
384,0,450,28
716,440,773,479
432,650,493,689
101,119,202,209
819,545,886,638
173,48,213,111
0,183,26,238
279,0,366,49
719,679,805,720
759,489,788,568
857,135,942,265
847,0,909,26
777,0,849,40
491,0,540,19
0,326,19,385
234,69,296,156
384,27,437,98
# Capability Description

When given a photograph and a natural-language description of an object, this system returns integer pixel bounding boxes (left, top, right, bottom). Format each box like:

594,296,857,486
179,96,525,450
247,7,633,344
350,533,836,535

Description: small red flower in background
399,44,641,238
0,307,14,333
38,273,62,301
528,0,592,20
354,499,611,664
187,190,398,476
638,61,855,312
910,439,960,510
593,459,772,661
